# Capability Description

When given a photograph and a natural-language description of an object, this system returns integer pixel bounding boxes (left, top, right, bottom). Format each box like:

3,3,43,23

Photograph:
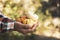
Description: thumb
31,22,39,30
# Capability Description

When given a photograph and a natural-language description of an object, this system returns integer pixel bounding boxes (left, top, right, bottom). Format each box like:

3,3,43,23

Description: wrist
14,22,17,31
14,22,20,31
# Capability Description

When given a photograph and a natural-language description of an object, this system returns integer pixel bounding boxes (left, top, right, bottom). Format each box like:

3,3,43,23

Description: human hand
14,22,39,34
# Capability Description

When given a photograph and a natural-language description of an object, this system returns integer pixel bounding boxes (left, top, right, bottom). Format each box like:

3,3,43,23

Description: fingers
18,29,28,34
14,22,39,34
15,22,31,29
31,22,39,30
21,24,31,29
18,29,33,34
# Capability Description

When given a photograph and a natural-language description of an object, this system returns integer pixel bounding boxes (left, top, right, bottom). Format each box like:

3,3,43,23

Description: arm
14,22,39,34
0,14,31,33
0,14,38,34
0,18,38,34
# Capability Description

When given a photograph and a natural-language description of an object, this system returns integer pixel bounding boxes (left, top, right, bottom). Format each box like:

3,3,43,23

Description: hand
14,22,39,34
31,22,39,31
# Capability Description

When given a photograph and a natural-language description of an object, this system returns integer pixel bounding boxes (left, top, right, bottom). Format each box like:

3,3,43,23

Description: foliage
0,0,60,40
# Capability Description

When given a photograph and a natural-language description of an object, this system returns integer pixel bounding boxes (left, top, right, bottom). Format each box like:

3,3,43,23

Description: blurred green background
0,0,60,40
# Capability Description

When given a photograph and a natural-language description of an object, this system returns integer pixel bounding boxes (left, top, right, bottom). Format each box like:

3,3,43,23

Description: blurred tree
40,0,60,18
49,0,60,18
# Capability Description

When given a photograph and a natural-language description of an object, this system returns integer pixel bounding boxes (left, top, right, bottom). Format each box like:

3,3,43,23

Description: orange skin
16,16,27,23
15,16,38,29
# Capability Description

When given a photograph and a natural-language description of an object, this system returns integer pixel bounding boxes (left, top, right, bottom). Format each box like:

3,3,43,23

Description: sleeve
7,22,14,30
0,18,15,33
0,22,2,32
1,22,15,33
0,13,15,33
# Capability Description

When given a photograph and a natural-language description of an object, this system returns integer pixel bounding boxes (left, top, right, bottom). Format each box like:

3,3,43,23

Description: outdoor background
0,0,60,40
